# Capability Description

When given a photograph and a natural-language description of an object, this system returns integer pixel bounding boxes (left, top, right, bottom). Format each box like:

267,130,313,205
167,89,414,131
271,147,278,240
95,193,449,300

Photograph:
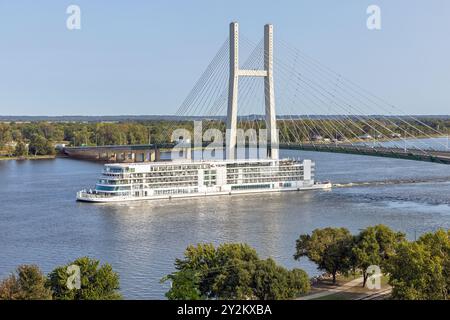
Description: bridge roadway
280,143,450,165
64,143,450,165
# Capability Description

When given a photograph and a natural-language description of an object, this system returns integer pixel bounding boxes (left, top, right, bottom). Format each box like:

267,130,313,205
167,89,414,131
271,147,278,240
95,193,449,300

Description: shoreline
0,155,60,161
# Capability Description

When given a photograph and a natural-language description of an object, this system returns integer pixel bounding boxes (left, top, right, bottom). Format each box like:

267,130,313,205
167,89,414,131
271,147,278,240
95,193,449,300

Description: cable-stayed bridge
161,22,450,165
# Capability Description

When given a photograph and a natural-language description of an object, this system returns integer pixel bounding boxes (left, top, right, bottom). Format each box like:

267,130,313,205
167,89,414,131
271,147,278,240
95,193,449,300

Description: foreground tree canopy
387,229,449,300
352,225,405,287
163,243,310,300
1,228,448,300
294,225,405,285
0,257,122,300
294,227,353,284
47,257,122,300
0,265,52,300
295,226,449,300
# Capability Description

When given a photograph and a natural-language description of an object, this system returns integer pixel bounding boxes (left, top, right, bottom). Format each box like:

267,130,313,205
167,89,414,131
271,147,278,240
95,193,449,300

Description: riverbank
0,155,58,161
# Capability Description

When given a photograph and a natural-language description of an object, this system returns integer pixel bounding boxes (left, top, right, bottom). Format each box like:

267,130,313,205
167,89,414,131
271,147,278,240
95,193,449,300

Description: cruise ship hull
77,182,331,203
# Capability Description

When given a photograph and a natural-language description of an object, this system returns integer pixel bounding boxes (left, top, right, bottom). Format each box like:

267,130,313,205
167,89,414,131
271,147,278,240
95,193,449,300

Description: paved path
357,288,392,300
297,277,364,300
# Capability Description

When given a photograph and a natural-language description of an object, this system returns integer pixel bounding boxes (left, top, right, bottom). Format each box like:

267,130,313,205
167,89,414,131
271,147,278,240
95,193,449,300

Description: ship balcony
77,189,131,200
77,190,111,199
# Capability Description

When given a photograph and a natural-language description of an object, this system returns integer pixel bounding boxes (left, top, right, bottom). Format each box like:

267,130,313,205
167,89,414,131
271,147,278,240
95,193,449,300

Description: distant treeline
0,117,449,157
2,115,450,122
0,121,184,156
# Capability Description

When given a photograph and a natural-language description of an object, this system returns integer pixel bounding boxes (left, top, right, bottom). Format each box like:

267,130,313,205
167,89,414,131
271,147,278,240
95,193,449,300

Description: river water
1,146,449,299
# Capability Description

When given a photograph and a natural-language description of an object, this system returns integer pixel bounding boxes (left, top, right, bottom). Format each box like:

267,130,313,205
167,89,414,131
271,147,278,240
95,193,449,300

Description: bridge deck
63,143,450,165
280,143,450,165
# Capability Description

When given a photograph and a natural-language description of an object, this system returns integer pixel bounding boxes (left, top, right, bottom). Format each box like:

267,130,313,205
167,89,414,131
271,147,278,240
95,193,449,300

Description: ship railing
77,190,122,199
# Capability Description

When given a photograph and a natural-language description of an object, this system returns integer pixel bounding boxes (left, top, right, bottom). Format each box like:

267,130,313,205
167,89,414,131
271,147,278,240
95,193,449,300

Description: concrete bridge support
226,22,278,160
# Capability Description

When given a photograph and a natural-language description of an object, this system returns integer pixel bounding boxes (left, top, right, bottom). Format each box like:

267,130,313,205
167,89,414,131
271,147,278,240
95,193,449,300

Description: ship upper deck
104,157,304,168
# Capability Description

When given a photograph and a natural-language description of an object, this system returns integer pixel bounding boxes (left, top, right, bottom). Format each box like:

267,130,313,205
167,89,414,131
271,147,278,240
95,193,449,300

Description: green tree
352,225,405,287
162,269,203,300
0,265,52,300
126,124,148,144
386,229,449,300
0,123,12,147
14,141,28,157
253,258,310,299
417,229,450,297
10,129,22,142
387,241,446,300
165,243,310,300
294,227,353,284
175,243,258,299
47,257,122,300
73,127,91,146
28,134,55,156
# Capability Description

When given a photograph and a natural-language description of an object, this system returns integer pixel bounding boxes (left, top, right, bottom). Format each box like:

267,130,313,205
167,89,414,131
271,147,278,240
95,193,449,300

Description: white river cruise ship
77,158,331,202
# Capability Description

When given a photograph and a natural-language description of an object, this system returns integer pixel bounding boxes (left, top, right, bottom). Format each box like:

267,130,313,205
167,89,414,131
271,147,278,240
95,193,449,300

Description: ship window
231,184,270,190
95,185,131,191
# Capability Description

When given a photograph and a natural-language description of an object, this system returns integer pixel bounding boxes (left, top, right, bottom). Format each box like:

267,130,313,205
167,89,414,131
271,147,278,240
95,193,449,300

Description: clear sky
0,0,449,116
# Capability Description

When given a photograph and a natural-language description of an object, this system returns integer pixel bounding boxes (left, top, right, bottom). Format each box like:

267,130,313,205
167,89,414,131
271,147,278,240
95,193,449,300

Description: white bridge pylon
226,22,279,160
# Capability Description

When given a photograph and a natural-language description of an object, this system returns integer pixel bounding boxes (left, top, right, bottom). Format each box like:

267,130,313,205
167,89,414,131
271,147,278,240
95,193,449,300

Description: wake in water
333,177,450,189
329,177,450,207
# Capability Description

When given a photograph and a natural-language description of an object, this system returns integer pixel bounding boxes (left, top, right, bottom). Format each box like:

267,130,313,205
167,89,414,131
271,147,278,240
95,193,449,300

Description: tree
294,227,353,284
47,257,122,300
252,258,310,299
209,243,259,299
14,141,28,157
387,229,449,300
165,243,310,300
174,243,258,299
28,134,55,156
0,265,52,300
0,123,12,147
11,129,22,141
417,229,450,297
73,127,91,146
162,269,203,300
387,241,445,300
352,225,405,287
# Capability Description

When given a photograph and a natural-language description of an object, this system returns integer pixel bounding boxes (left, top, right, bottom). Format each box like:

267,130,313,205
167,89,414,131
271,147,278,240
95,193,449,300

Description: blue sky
0,0,449,115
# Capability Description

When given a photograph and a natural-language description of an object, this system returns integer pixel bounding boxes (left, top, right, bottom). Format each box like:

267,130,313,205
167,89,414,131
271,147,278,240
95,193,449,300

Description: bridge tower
226,22,279,160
